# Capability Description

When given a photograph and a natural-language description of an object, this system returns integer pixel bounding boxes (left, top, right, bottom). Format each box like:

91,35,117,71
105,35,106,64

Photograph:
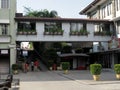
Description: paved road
13,70,120,90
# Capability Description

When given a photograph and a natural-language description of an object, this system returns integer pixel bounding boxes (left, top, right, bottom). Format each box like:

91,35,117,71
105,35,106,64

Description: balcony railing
70,30,89,36
17,29,37,35
94,31,112,36
44,29,64,35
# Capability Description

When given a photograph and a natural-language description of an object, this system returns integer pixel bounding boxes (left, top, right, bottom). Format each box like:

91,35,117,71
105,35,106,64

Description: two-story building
0,0,16,73
0,0,117,73
80,0,120,68
14,14,112,70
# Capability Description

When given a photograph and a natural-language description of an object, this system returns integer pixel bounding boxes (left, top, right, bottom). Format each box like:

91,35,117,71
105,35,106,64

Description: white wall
16,22,111,42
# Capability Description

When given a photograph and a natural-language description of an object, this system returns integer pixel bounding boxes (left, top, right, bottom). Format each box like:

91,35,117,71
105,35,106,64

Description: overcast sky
17,0,94,18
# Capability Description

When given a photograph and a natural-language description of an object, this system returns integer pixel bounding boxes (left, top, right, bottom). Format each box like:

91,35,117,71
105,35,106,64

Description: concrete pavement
13,69,120,90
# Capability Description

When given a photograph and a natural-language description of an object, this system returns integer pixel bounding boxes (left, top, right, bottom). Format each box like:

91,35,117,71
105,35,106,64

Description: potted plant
62,62,70,74
114,64,120,80
12,64,19,74
90,64,102,81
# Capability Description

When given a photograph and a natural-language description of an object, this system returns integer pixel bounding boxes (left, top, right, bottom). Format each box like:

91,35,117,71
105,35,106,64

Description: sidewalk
13,70,120,90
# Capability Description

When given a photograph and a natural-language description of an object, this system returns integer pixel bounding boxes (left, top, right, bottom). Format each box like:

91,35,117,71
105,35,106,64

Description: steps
0,59,9,74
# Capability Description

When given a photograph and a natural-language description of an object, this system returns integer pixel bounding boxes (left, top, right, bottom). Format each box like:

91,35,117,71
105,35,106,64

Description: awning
58,53,89,57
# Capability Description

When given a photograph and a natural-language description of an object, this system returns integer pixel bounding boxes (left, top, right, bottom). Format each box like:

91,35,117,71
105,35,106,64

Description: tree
24,7,59,18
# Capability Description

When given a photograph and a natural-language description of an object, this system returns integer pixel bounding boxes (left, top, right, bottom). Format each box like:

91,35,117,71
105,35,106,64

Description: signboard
1,50,8,54
21,42,34,50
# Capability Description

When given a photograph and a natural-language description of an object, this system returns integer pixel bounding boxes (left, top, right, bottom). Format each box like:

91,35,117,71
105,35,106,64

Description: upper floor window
107,3,112,16
90,11,97,19
44,22,62,32
102,6,106,18
116,0,120,11
1,0,9,8
70,23,86,31
1,24,8,35
18,22,36,31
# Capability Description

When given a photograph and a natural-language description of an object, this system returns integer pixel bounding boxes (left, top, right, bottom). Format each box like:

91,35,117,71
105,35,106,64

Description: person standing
31,61,34,71
25,63,28,73
34,60,39,71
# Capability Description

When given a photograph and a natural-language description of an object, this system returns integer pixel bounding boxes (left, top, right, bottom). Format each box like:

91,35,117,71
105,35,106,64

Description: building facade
15,16,112,70
0,0,16,73
0,0,118,73
80,0,120,68
80,0,120,38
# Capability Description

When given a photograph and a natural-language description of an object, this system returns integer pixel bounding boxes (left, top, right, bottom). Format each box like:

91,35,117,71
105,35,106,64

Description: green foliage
12,64,19,70
90,64,102,75
24,7,58,18
44,48,58,60
61,45,72,53
75,48,84,53
114,64,120,74
62,62,70,70
29,42,34,50
53,42,62,51
48,60,54,67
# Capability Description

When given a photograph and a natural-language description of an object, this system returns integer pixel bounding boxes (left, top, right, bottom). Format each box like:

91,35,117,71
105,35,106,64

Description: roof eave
79,0,100,15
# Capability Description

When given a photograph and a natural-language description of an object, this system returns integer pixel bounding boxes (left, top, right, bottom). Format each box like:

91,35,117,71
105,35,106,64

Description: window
107,3,112,16
117,22,120,34
90,11,97,19
1,24,8,35
83,23,86,30
44,22,62,32
1,0,9,8
102,6,106,18
116,0,119,11
18,22,36,31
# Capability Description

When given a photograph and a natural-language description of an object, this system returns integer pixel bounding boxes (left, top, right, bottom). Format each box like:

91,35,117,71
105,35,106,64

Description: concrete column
10,46,16,73
112,0,116,18
111,53,115,69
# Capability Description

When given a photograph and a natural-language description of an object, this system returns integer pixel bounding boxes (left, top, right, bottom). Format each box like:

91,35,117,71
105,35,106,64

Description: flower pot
64,70,68,74
13,70,18,74
49,67,52,71
93,75,100,81
116,74,120,80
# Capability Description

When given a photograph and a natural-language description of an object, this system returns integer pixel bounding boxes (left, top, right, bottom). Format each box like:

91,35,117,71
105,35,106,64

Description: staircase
0,59,9,74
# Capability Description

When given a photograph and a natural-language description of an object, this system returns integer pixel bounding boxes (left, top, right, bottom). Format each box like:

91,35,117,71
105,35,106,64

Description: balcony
70,30,89,36
17,29,37,35
94,31,112,36
44,29,64,35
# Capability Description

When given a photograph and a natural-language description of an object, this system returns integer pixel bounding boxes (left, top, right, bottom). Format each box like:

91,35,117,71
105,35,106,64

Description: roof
15,17,112,24
58,53,89,57
80,0,101,15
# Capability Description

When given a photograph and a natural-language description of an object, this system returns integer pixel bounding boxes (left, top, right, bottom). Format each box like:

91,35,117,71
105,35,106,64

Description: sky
17,0,94,18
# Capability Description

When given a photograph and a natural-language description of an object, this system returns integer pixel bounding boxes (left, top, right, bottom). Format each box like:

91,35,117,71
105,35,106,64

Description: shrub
12,64,19,70
114,64,120,74
62,62,70,70
90,64,102,75
61,45,72,53
75,48,84,53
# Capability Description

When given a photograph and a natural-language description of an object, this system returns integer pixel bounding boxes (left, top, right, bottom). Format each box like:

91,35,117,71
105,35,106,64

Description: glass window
1,24,8,35
1,0,9,8
44,22,62,32
107,3,112,16
18,22,36,31
102,6,106,18
115,0,120,11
